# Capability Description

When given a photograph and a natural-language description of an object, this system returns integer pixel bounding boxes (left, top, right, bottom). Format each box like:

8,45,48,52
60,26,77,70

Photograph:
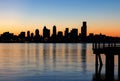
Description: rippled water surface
0,43,118,81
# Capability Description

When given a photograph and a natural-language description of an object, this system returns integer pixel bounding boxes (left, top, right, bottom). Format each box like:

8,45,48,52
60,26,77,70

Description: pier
92,43,120,81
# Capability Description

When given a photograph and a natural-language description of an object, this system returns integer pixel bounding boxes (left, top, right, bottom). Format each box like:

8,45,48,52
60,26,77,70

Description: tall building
35,29,40,36
27,31,31,42
43,26,50,38
52,25,57,37
19,32,25,39
81,21,87,41
58,31,63,37
35,29,40,42
27,31,30,38
69,28,78,42
65,28,69,37
1,32,14,41
57,31,63,42
31,33,34,38
70,28,78,38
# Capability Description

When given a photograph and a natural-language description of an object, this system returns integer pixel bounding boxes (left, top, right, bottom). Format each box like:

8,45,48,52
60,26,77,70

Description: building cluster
0,21,120,43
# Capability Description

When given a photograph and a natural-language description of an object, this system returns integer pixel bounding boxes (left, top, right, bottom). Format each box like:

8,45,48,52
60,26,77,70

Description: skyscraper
27,31,30,38
34,29,40,42
31,33,34,38
43,26,50,38
27,31,30,41
81,21,87,42
35,29,40,36
71,28,78,38
70,28,78,42
65,28,69,37
52,25,57,37
19,32,25,39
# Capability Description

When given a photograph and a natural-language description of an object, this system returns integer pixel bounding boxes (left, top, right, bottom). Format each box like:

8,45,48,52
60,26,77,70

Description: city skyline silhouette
0,21,120,43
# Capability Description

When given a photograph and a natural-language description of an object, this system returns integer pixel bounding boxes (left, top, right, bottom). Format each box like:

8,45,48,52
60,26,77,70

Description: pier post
95,54,98,65
105,54,114,81
98,54,103,65
95,54,102,81
95,54,99,79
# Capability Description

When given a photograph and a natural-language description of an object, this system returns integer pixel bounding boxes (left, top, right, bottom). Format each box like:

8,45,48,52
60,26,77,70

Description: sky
0,0,120,36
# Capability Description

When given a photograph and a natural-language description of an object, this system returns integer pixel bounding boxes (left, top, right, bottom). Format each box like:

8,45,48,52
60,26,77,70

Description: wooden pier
92,43,120,81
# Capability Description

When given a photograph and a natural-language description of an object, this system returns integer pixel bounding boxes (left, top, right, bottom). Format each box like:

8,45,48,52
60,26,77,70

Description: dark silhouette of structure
34,29,41,42
70,28,78,42
57,31,63,42
65,28,69,38
43,26,50,42
51,25,57,43
27,31,30,38
64,28,70,42
92,43,120,81
52,25,57,37
35,29,40,37
0,21,120,43
19,32,25,42
0,32,14,42
81,21,87,42
27,31,31,42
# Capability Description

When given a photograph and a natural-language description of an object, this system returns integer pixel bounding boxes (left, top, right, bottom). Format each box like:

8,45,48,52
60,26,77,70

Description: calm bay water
0,43,118,81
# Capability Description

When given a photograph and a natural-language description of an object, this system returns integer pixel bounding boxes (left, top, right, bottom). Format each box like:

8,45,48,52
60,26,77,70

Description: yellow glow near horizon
0,14,120,37
0,23,120,37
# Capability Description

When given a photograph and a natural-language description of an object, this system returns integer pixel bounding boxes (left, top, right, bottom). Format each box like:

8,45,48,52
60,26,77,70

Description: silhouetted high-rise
35,29,40,36
18,32,25,42
43,26,50,40
31,33,34,42
65,28,69,37
71,29,78,36
58,31,63,37
1,32,14,42
70,29,78,41
27,31,30,38
31,33,34,38
19,32,25,39
64,28,70,42
57,31,63,42
81,21,87,42
27,31,31,42
52,25,57,37
34,29,40,42
52,25,57,42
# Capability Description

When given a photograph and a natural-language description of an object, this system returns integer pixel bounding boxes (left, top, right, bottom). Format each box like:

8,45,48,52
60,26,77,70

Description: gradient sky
0,0,120,36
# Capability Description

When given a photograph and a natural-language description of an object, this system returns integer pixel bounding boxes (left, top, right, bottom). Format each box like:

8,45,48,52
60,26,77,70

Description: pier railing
93,43,120,49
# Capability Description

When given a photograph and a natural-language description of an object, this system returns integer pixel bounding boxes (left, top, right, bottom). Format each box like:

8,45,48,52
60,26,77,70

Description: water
0,43,118,81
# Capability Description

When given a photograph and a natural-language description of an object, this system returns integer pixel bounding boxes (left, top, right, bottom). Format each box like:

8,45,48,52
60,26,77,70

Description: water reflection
52,44,56,69
35,44,40,69
43,44,51,71
71,44,78,63
81,43,87,72
27,44,30,64
0,43,98,81
65,44,69,67
81,43,87,62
